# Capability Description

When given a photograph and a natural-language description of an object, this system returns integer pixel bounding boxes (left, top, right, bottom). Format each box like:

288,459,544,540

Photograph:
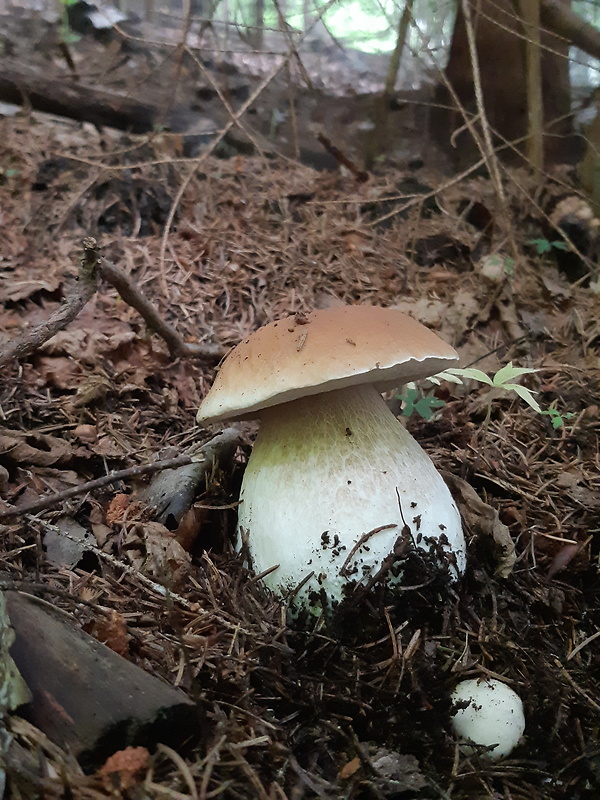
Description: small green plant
439,363,543,411
540,407,576,430
528,238,569,255
59,0,81,44
401,363,574,430
398,387,446,420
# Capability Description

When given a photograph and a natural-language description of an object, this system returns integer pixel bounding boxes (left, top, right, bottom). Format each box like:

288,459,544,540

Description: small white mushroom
450,678,525,760
197,306,466,612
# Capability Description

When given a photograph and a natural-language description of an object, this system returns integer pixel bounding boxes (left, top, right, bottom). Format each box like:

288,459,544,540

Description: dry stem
0,238,227,370
0,428,241,521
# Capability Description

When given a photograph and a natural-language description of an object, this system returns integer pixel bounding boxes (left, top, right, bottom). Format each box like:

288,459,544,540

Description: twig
0,239,227,371
0,237,99,369
0,428,241,521
339,524,398,577
316,133,369,182
96,252,227,362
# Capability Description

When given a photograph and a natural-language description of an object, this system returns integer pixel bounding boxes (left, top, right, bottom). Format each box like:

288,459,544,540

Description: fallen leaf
44,517,94,568
142,522,192,588
0,431,72,467
35,356,82,390
106,494,130,525
339,756,361,780
442,473,516,578
74,424,97,444
99,746,150,791
1,276,62,303
85,610,129,657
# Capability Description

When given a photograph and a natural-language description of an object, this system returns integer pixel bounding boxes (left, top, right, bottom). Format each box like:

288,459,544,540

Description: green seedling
438,362,543,412
540,407,576,430
528,238,569,255
398,387,446,420
402,363,573,431
59,0,81,44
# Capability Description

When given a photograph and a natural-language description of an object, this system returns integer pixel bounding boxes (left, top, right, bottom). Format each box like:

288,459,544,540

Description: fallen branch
0,238,228,370
0,238,98,369
0,428,241,521
5,590,197,772
97,253,227,361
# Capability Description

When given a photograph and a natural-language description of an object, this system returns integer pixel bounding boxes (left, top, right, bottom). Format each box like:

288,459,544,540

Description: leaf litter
0,111,598,799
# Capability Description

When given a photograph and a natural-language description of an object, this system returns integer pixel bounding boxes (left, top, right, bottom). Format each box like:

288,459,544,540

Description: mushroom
197,306,466,612
450,678,526,760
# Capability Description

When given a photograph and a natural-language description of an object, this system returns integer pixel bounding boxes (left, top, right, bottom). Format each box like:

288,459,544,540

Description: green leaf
398,389,445,420
444,367,494,386
414,396,446,420
502,383,542,412
541,409,576,429
529,238,552,254
432,370,464,385
492,362,538,387
398,388,419,418
503,257,515,276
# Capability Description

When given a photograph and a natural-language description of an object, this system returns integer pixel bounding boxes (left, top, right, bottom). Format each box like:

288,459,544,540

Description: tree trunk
364,0,416,170
432,0,574,166
0,60,162,133
522,0,544,173
540,0,600,60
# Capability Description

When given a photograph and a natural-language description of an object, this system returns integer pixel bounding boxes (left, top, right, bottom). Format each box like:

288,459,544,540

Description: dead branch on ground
0,428,241,522
0,238,227,370
0,238,99,369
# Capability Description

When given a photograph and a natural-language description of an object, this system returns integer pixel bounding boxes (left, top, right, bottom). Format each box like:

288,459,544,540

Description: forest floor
0,66,599,799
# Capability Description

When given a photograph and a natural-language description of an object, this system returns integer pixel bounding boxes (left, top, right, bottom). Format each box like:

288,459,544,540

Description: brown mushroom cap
197,306,458,424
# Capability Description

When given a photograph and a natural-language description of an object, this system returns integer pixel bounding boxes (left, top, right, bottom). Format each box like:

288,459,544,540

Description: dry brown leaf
99,746,150,790
85,609,129,657
0,276,62,303
106,493,130,525
74,424,97,444
443,473,516,578
339,756,361,780
34,356,83,390
142,521,192,588
0,431,72,467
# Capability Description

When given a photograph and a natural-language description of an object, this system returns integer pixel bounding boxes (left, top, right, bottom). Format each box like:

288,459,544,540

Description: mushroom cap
197,306,458,424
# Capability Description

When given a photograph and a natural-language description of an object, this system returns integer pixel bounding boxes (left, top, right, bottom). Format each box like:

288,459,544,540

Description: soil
0,11,599,800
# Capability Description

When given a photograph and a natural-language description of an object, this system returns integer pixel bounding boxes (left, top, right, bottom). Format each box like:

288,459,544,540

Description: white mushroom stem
238,383,465,610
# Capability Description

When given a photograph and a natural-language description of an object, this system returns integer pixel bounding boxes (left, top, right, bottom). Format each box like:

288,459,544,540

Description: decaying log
0,60,163,133
6,591,198,772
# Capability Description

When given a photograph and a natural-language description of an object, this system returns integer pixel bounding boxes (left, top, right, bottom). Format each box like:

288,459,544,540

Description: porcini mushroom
197,306,466,612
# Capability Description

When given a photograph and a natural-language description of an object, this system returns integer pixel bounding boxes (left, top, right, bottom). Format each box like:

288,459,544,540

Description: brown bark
0,60,163,133
541,0,600,60
432,0,573,166
6,590,197,772
522,0,544,172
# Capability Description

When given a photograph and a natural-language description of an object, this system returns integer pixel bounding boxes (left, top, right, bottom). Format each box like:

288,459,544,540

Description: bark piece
0,60,160,133
5,591,198,772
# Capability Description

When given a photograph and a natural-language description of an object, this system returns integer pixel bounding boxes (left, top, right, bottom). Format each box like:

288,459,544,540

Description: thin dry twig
0,428,241,521
0,237,99,369
0,239,227,370
97,253,227,362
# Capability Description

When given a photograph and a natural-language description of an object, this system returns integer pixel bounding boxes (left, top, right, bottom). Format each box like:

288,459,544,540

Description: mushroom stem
238,384,465,610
